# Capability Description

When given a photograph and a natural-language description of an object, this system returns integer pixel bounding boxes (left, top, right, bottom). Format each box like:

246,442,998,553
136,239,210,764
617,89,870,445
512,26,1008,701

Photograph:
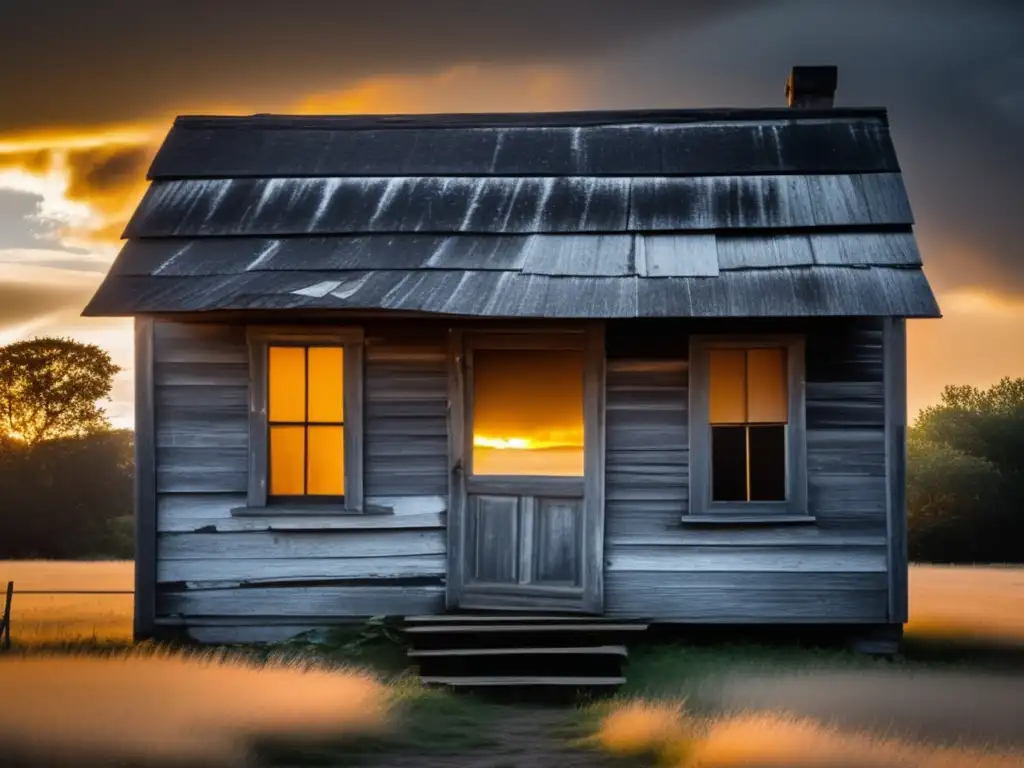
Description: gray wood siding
150,317,891,631
364,329,449,497
152,321,448,633
604,319,889,622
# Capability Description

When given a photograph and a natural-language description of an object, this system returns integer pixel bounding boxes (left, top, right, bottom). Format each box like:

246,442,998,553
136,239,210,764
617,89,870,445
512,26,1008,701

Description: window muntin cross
267,345,345,498
708,347,788,503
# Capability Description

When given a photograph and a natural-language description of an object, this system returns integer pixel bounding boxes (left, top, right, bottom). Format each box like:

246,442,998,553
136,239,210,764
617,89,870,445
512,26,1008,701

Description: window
709,347,787,502
471,348,584,477
246,328,364,511
268,346,345,498
689,336,807,520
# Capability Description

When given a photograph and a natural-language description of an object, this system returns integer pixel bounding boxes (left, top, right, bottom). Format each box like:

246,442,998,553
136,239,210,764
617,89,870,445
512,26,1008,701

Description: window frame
687,334,809,523
246,326,364,512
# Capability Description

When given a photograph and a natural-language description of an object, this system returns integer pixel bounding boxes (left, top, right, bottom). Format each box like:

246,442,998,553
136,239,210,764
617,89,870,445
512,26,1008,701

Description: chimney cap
786,65,838,108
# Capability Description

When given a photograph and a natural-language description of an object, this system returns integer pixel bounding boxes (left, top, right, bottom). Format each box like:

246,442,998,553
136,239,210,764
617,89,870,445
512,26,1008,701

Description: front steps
401,614,648,690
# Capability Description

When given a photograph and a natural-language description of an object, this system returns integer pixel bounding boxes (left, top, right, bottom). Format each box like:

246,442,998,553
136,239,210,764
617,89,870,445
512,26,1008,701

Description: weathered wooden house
84,66,939,662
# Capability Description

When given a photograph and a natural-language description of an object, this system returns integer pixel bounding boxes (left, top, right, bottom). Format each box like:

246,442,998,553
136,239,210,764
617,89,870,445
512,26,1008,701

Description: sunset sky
2,0,1023,427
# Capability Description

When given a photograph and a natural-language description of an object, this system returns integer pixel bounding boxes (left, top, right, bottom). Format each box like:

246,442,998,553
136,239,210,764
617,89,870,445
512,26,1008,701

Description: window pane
269,347,306,422
270,425,305,495
711,426,747,502
472,348,584,477
307,426,344,495
749,425,786,501
747,348,788,423
709,349,746,424
308,346,344,423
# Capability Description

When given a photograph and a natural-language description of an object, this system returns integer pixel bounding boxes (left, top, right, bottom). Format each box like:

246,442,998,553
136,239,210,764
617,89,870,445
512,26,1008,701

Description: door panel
533,497,582,584
447,326,606,614
468,495,519,584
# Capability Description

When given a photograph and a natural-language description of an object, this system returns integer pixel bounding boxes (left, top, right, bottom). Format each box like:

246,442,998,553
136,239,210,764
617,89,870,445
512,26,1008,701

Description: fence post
1,581,12,651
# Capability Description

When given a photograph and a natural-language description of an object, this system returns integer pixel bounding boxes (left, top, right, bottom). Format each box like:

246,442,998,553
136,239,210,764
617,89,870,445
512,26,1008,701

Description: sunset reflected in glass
471,349,584,476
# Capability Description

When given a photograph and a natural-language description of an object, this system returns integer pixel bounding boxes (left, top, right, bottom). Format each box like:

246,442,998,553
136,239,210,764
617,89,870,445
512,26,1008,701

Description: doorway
446,328,605,613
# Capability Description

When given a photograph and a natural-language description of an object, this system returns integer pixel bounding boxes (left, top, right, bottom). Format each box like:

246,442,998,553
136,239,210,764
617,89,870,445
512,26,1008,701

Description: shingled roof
83,107,940,318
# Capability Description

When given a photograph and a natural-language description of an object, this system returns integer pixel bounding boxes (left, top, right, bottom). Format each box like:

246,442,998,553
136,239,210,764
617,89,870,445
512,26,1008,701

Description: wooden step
420,675,626,687
404,623,648,634
408,645,627,658
403,614,613,623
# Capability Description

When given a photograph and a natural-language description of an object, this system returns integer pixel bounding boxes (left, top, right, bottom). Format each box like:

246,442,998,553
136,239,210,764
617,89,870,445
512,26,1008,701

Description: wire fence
0,580,134,651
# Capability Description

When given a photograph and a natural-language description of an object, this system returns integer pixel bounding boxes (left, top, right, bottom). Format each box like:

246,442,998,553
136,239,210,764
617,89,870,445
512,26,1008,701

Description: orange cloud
0,64,587,251
297,64,584,115
2,65,1024,425
0,149,53,175
0,140,155,248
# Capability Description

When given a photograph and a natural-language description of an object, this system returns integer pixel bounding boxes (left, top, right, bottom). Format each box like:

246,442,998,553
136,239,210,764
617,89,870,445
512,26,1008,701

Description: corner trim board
445,328,466,609
883,317,909,623
584,322,607,613
134,317,157,639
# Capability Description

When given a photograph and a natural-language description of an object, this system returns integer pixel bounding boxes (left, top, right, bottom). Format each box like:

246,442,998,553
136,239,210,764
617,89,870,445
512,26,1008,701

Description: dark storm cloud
584,0,1024,294
65,146,152,199
1,0,1022,295
0,0,753,133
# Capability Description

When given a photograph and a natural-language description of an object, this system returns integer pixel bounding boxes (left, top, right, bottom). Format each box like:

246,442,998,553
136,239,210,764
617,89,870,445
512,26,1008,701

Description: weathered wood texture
150,317,892,630
134,318,157,639
365,330,449,496
449,326,603,614
603,318,889,622
883,318,908,623
152,320,449,630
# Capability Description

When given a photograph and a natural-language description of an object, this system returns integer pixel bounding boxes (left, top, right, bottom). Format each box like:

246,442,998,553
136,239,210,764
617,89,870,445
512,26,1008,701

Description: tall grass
590,700,1024,768
0,646,390,767
588,565,1024,767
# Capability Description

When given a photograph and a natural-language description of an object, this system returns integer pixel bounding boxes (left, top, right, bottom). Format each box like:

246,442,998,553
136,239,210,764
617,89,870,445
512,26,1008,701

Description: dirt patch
347,706,609,768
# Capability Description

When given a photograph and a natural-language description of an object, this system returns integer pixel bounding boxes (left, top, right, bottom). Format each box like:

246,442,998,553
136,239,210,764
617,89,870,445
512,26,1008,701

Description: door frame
445,323,606,612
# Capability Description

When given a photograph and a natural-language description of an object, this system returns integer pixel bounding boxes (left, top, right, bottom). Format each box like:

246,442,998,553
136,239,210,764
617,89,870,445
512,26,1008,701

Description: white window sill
230,503,393,518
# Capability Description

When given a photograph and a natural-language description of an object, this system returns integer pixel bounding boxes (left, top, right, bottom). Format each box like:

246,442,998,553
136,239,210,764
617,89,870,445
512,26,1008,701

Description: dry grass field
0,650,390,767
0,560,133,645
1,562,1023,767
906,564,1024,646
591,699,1024,768
3,560,1023,649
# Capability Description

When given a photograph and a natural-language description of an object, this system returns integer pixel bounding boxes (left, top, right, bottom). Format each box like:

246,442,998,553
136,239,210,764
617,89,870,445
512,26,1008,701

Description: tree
914,378,1024,481
0,429,134,558
906,431,1004,563
0,336,121,445
907,377,1024,564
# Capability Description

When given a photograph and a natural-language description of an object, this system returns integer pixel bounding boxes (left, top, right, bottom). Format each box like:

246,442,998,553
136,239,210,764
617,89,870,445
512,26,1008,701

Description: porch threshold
420,676,626,687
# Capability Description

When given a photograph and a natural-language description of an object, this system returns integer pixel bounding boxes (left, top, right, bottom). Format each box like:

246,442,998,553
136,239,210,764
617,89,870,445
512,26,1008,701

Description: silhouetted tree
0,429,134,558
908,377,1024,564
0,337,130,558
0,336,120,446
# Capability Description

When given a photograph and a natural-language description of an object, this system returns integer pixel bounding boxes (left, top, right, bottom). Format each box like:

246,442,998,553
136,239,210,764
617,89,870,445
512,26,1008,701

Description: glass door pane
471,348,584,476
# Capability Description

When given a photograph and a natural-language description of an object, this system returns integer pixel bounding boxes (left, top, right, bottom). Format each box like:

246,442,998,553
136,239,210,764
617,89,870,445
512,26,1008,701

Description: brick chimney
785,66,838,108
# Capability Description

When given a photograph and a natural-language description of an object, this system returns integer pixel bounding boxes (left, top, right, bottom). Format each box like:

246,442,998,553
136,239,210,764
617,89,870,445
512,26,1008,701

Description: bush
907,377,1024,564
0,430,133,559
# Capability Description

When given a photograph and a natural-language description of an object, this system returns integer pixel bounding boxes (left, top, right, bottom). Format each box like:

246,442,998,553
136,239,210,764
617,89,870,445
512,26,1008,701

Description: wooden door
446,328,605,613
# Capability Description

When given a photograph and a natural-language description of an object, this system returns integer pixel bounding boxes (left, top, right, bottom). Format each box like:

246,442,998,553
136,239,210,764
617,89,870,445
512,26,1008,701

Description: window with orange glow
268,345,345,498
708,347,787,502
471,349,584,476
